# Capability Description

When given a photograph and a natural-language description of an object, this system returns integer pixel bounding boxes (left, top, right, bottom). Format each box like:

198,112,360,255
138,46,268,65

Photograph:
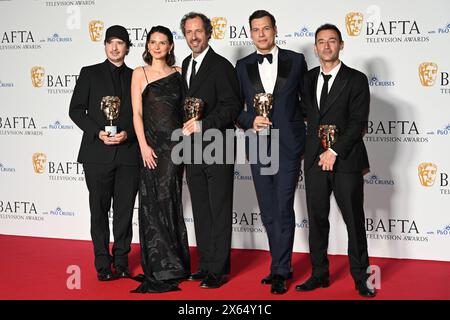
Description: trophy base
105,125,117,137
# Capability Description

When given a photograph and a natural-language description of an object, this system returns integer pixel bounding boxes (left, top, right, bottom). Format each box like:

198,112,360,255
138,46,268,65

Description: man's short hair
249,10,276,28
315,23,343,43
180,12,212,39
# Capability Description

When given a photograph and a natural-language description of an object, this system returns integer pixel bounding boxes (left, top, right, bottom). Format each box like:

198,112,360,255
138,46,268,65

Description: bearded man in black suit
180,12,241,289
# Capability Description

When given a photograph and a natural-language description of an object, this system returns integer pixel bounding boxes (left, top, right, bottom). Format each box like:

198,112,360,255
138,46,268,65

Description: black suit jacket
69,60,139,165
182,47,241,133
181,48,241,162
236,48,307,158
302,63,370,172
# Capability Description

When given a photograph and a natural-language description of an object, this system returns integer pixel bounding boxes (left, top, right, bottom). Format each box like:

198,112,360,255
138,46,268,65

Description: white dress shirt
316,61,342,156
316,61,341,105
186,46,210,88
257,46,278,94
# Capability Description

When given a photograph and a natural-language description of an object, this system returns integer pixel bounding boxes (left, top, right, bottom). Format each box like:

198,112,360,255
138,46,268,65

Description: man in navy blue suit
236,10,307,294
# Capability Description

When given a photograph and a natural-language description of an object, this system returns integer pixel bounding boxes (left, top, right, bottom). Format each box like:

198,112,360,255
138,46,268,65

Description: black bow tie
256,53,273,64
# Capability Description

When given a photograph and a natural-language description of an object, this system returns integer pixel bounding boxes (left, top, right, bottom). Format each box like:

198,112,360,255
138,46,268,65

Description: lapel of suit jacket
187,47,214,96
320,63,349,117
311,68,320,113
273,48,292,97
246,52,265,94
101,60,115,95
182,56,190,91
180,56,189,97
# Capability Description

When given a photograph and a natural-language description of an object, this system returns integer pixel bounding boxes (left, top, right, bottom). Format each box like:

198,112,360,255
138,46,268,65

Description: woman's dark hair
142,25,175,66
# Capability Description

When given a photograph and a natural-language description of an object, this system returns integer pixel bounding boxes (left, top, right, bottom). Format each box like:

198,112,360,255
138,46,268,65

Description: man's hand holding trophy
318,124,339,171
253,93,273,135
182,97,204,136
99,96,127,145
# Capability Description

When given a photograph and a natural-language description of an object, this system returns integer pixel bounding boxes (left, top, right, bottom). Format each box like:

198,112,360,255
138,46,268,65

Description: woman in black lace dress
130,25,190,293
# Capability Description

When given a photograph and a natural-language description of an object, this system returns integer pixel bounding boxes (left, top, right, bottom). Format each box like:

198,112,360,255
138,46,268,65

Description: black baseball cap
104,25,132,47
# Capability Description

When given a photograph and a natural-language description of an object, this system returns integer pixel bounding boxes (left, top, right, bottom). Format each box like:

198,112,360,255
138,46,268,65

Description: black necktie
320,72,332,111
256,53,273,64
189,59,197,87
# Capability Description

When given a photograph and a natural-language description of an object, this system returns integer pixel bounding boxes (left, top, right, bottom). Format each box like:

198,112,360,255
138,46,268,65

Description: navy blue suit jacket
236,48,307,159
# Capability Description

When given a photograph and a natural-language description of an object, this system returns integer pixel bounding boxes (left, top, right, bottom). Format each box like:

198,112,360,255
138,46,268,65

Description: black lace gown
132,72,190,293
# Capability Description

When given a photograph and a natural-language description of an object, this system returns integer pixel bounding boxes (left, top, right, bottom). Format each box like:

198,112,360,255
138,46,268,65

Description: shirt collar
320,61,341,78
191,45,210,66
107,59,125,73
256,45,278,58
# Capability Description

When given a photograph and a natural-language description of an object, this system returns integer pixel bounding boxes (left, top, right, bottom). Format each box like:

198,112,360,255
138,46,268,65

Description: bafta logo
211,17,227,40
31,66,45,88
418,162,438,187
419,62,438,87
32,152,47,174
89,20,104,42
345,12,364,36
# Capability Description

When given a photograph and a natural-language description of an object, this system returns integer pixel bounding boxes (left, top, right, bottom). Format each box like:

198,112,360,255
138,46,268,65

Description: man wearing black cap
69,25,139,281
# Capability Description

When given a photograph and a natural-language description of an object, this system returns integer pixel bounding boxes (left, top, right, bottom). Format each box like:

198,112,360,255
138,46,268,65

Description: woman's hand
141,144,158,169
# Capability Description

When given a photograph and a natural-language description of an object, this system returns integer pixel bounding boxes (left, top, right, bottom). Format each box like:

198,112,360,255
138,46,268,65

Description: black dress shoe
270,275,287,294
188,270,208,281
295,276,329,291
355,280,377,298
97,269,117,281
261,272,293,285
200,274,227,289
115,266,131,278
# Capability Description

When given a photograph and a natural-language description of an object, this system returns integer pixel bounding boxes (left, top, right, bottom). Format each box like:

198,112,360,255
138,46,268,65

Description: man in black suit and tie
180,12,241,288
236,10,308,294
295,24,375,297
69,25,139,281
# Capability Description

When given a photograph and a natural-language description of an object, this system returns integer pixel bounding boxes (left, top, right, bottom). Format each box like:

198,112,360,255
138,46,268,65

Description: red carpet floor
0,235,449,300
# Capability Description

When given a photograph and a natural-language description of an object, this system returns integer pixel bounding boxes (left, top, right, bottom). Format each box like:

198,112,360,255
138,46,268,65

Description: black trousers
83,161,139,272
305,165,370,282
186,163,234,276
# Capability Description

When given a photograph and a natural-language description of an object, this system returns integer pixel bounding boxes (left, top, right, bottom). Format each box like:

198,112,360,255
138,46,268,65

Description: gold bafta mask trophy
100,96,121,136
253,93,274,135
184,97,204,121
318,124,339,150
